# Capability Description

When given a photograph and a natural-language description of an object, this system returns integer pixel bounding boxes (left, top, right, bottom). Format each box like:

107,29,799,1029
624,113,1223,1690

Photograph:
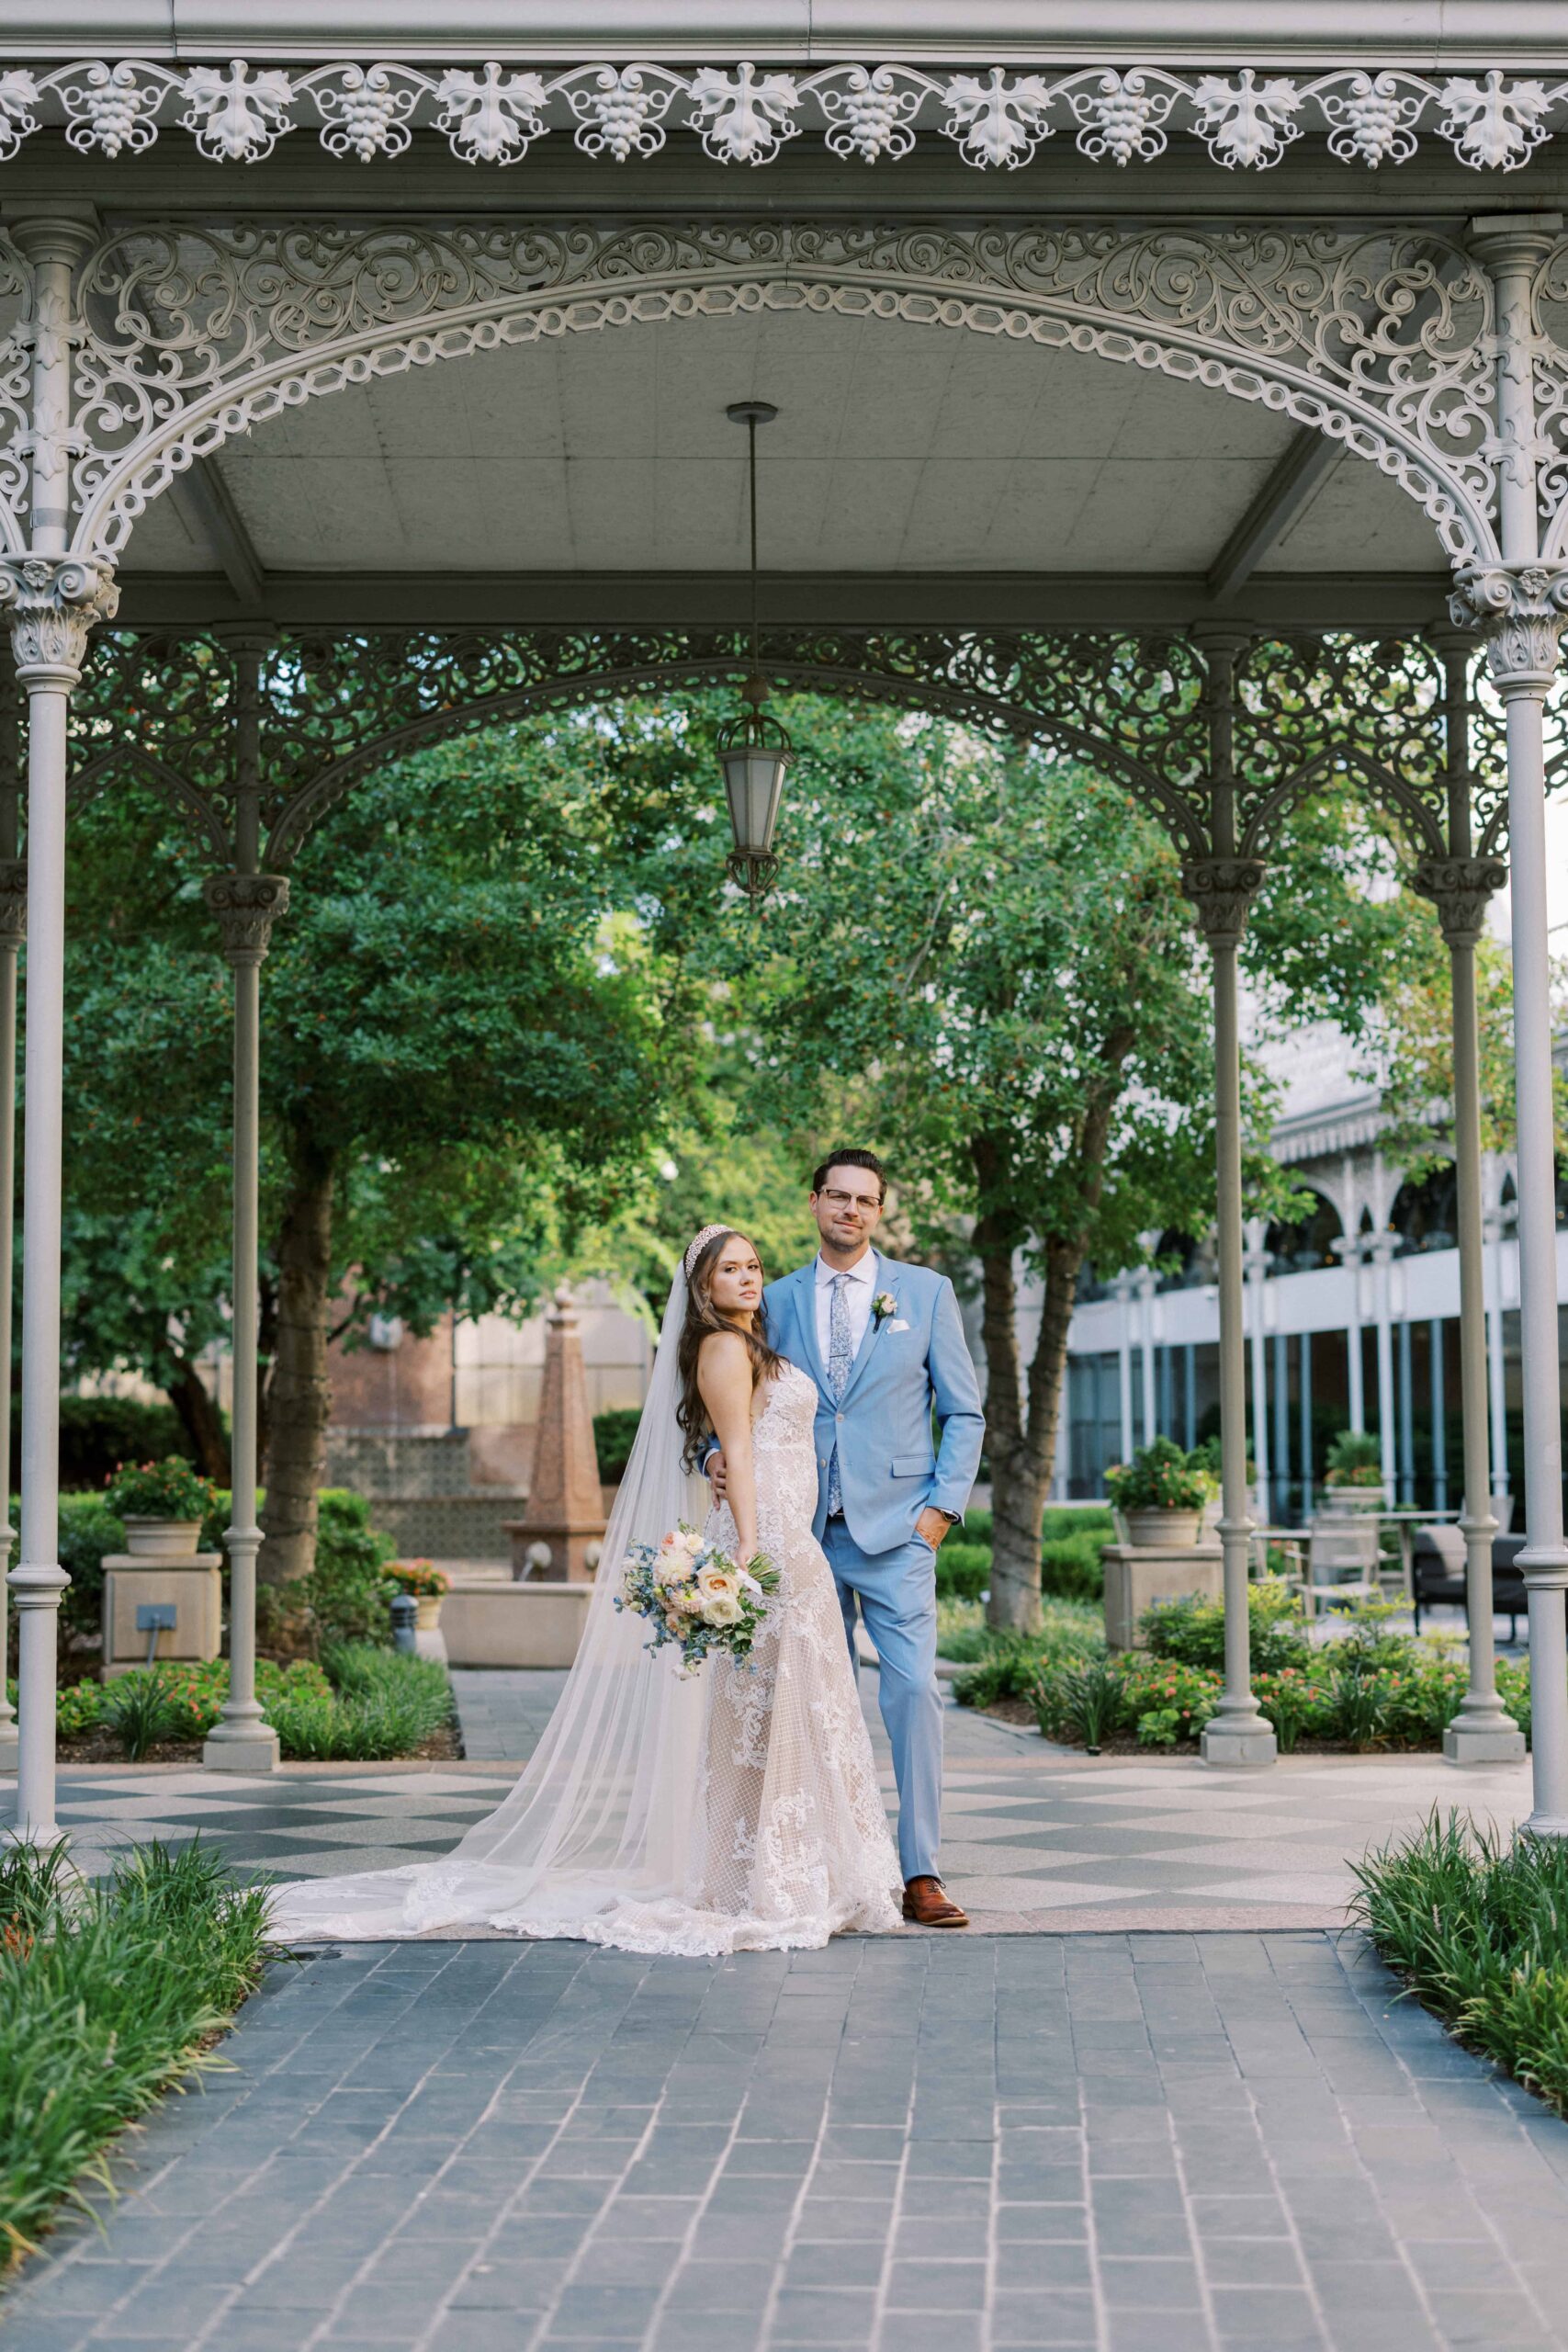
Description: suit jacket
762,1250,986,1556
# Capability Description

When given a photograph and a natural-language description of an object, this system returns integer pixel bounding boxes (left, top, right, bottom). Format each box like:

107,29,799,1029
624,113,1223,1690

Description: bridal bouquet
616,1524,780,1673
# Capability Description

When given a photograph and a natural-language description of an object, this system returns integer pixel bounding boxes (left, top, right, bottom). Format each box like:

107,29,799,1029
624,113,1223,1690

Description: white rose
703,1592,743,1627
696,1566,739,1603
677,1527,705,1557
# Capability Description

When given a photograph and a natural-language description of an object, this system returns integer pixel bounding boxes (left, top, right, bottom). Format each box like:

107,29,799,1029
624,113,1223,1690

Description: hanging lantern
717,675,791,899
717,399,792,903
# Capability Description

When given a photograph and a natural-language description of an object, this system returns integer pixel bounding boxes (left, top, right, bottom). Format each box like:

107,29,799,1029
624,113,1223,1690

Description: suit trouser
821,1517,943,1883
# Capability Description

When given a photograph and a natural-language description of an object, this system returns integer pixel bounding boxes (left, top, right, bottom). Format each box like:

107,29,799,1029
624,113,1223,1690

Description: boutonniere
873,1292,897,1326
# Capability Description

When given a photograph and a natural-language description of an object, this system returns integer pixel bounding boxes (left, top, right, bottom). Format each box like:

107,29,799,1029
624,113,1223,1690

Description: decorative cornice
0,555,118,685
1412,853,1508,942
0,60,1564,170
1449,561,1568,694
1179,855,1267,945
202,870,289,963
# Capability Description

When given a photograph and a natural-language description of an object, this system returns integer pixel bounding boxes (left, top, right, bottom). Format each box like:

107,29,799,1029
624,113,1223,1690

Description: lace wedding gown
269,1361,902,1956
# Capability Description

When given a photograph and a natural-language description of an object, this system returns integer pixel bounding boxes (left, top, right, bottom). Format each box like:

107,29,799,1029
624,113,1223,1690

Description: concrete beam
109,567,1452,637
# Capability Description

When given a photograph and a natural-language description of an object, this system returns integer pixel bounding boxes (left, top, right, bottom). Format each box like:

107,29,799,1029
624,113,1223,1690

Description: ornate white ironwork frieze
0,60,1563,172
0,555,118,684
202,871,290,963
42,218,1506,571
1450,562,1568,694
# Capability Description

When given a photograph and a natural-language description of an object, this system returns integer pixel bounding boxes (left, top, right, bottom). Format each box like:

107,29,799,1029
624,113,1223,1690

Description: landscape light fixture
716,399,792,901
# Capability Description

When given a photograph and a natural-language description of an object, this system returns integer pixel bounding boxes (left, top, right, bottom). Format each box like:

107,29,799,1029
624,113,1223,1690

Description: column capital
1449,561,1568,695
0,858,25,947
1367,1230,1400,1268
203,871,289,964
1465,211,1564,273
0,555,118,687
1179,856,1266,946
1412,854,1508,944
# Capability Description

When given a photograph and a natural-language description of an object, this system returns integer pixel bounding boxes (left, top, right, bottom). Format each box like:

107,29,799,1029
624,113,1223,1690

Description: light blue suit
764,1250,985,1883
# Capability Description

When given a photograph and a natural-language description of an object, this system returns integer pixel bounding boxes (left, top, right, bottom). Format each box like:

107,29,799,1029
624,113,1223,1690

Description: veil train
270,1265,709,1941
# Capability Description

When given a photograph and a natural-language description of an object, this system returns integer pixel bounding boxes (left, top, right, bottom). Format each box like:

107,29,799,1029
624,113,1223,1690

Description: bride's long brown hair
675,1228,784,1471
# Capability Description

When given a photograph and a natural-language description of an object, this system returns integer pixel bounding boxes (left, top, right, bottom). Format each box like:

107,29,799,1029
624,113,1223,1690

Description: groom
712,1148,985,1928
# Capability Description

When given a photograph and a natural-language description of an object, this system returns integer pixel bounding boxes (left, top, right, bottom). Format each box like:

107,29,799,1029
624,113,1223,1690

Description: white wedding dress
270,1353,902,1956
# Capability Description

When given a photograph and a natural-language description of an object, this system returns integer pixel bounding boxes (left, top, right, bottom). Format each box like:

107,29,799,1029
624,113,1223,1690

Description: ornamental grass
0,1840,275,2267
17,1647,453,1762
1352,1814,1568,2118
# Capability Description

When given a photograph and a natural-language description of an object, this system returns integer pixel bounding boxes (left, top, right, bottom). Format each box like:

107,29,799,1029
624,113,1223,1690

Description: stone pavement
6,1929,1568,2352
21,1669,1535,1932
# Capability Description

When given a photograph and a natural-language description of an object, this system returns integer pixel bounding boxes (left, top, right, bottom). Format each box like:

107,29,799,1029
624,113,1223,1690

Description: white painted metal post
2,220,118,1842
0,682,21,1758
1114,1272,1134,1461
1484,1176,1513,1521
1137,1267,1157,1445
1245,1229,1270,1522
1450,212,1568,1833
1415,651,1522,1761
1371,1229,1398,1499
203,646,288,1771
1183,633,1275,1769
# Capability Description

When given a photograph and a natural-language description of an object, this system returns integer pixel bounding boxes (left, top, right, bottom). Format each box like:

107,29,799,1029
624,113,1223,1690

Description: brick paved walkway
6,1930,1568,2352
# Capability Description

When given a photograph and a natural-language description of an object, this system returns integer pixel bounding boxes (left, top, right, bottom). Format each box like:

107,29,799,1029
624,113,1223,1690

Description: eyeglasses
819,1188,881,1213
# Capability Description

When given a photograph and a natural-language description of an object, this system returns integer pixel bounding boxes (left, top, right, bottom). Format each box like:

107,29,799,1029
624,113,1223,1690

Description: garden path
17,1668,1534,1932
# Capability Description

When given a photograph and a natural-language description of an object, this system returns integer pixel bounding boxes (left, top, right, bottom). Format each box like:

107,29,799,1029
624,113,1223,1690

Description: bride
269,1224,902,1955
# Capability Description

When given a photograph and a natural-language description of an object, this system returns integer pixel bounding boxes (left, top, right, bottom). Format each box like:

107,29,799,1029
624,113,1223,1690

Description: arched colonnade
0,209,1567,1843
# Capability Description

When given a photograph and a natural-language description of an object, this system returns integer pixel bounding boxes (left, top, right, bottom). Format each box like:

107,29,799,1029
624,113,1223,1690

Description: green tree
61,725,703,1580
702,701,1436,1630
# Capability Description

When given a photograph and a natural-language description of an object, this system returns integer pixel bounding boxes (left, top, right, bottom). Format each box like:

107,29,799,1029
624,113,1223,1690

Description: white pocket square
888,1318,911,1332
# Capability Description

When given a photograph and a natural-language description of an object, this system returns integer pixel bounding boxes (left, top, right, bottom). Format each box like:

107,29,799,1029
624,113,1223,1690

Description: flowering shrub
1325,1429,1385,1488
384,1560,451,1599
1142,1577,1309,1674
1103,1437,1210,1514
105,1456,220,1522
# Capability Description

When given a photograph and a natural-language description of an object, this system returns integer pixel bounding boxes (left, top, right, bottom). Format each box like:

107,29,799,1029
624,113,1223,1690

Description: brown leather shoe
902,1876,969,1928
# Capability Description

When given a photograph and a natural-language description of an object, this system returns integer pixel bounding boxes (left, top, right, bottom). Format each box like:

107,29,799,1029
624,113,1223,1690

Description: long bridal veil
271,1266,711,1940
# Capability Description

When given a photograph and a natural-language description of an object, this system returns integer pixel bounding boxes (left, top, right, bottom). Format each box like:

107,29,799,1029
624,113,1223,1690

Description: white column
1182,634,1275,1769
2,217,118,1842
1245,1228,1270,1522
1333,1224,1366,1432
1137,1267,1157,1445
1370,1230,1398,1500
200,858,288,1770
1113,1272,1134,1461
1450,211,1568,1834
0,685,22,1757
1484,1178,1514,1519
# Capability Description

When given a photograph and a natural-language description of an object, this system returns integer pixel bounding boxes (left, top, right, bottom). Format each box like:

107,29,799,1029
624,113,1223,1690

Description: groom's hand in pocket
917,1506,952,1551
707,1450,728,1503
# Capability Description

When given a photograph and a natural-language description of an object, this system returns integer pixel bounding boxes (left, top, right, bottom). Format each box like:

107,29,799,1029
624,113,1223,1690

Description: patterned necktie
827,1272,852,1514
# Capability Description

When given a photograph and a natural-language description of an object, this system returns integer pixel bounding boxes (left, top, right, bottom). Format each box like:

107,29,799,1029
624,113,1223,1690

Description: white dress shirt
814,1250,875,1369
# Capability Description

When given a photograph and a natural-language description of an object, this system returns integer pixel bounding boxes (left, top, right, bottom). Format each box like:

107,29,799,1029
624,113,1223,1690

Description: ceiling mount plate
726,401,779,426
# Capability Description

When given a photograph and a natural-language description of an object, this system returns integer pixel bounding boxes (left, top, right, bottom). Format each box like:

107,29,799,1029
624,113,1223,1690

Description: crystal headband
683,1224,734,1278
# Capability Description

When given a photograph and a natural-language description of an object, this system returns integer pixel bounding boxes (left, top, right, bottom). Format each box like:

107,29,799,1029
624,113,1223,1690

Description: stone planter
1101,1543,1224,1652
1123,1508,1202,1548
119,1516,203,1561
414,1593,444,1633
1323,1485,1386,1514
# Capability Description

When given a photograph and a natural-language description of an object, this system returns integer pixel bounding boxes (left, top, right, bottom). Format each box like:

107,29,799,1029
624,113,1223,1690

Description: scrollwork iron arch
55,218,1513,571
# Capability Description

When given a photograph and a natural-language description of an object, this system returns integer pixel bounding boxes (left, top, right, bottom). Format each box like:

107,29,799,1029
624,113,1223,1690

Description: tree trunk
167,1354,231,1484
258,1138,334,1586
